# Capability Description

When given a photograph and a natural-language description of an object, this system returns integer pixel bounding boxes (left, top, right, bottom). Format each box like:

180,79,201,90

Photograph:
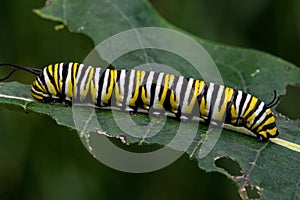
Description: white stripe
175,76,184,105
241,93,252,116
251,102,266,128
146,71,155,105
43,68,52,93
211,85,225,120
74,64,84,98
79,66,92,101
235,90,243,115
59,63,64,86
94,67,101,101
100,69,110,104
167,74,174,89
64,63,73,100
206,83,215,114
125,70,136,105
153,72,164,108
182,78,194,113
119,69,126,103
37,78,44,91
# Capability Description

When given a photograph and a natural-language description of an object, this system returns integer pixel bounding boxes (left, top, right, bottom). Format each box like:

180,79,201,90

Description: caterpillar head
31,65,69,103
31,75,53,103
255,108,279,142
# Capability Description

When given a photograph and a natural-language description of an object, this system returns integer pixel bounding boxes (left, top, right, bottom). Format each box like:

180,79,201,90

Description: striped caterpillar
0,62,279,141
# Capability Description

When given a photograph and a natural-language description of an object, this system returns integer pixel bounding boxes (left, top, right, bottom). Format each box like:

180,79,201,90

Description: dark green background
0,0,299,199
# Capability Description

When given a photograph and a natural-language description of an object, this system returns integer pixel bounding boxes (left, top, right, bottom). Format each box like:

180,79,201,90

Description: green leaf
0,0,299,199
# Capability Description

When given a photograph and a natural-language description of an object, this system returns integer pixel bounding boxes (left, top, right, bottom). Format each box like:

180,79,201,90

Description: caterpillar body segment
0,62,280,141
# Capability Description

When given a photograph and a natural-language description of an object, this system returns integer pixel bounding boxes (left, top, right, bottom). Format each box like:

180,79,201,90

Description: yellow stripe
169,75,178,112
66,63,73,99
256,116,275,133
59,63,63,92
114,70,122,106
141,71,149,108
90,68,97,104
266,126,278,136
72,63,79,97
215,87,234,121
242,97,258,119
44,65,57,96
141,86,148,107
129,70,141,106
45,69,57,96
53,63,59,92
186,80,200,113
31,93,44,100
48,64,53,77
34,79,45,92
81,67,95,100
31,85,45,100
157,74,170,107
258,131,268,139
199,97,209,120
103,69,115,104
199,81,208,119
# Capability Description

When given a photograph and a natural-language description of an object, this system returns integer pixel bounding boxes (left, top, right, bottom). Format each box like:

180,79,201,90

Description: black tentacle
266,90,280,108
0,63,41,81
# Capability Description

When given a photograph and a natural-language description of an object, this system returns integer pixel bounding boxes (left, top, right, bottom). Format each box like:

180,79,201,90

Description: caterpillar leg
179,115,193,122
174,109,193,122
256,134,268,142
125,106,138,116
64,98,72,106
148,108,166,119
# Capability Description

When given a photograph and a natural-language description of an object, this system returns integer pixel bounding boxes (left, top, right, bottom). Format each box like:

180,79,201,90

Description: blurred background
0,0,299,199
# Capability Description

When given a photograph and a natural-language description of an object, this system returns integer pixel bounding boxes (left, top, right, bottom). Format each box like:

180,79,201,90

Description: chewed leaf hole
214,156,242,176
244,185,262,199
276,84,300,120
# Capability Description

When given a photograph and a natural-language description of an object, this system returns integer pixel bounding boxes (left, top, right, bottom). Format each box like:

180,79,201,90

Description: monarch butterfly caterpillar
0,62,280,142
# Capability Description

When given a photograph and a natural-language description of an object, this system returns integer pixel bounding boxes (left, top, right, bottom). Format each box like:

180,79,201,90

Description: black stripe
209,84,220,121
149,72,159,107
241,95,253,121
96,68,106,106
250,104,267,129
229,89,238,108
225,89,238,124
251,112,273,132
31,86,44,98
45,65,59,95
38,73,51,96
122,70,131,107
259,122,276,132
158,73,166,101
218,86,226,111
238,92,248,117
244,99,261,120
131,70,139,99
163,88,172,112
75,66,88,102
61,63,70,100
170,75,178,91
106,69,114,95
170,75,179,104
186,79,196,104
179,77,189,108
140,71,150,101
70,63,77,91
197,82,209,108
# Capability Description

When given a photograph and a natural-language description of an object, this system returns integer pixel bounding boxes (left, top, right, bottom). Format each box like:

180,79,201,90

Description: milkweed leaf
0,0,299,199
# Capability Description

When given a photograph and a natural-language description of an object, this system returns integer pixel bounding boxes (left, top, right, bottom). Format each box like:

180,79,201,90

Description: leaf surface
0,0,299,199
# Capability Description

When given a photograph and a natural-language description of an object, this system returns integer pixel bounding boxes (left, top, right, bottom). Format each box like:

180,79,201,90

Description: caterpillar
0,62,279,141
